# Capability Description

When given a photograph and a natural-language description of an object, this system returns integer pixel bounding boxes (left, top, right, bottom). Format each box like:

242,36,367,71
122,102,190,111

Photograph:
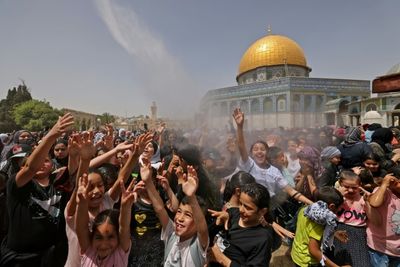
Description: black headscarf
371,128,393,152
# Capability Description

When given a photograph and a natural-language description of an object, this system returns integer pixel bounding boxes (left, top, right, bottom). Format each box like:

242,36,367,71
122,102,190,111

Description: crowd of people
0,108,399,267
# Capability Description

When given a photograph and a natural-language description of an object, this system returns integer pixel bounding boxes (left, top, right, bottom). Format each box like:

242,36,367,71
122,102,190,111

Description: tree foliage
99,112,116,124
0,84,32,132
12,99,62,131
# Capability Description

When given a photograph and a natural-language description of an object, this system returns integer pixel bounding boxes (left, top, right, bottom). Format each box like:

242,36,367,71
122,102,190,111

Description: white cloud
94,0,200,118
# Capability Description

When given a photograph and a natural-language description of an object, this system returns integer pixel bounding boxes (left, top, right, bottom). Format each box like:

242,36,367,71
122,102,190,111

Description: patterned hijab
344,127,362,144
297,146,323,178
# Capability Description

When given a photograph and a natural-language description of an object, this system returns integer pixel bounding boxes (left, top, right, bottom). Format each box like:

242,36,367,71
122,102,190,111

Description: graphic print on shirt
391,209,400,235
29,190,62,224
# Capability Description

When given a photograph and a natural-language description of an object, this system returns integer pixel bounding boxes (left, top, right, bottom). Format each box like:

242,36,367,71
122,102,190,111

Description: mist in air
94,0,203,119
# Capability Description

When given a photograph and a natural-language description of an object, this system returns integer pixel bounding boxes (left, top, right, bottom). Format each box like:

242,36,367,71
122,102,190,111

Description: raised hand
232,108,244,127
157,175,170,191
134,132,154,156
208,209,229,230
49,113,74,138
140,157,153,183
80,131,96,160
76,173,90,203
120,179,137,207
103,124,114,150
68,134,80,158
182,165,198,197
115,141,134,152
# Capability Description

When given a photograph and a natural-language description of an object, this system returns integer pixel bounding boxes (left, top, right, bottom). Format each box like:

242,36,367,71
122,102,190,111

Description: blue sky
1,0,399,118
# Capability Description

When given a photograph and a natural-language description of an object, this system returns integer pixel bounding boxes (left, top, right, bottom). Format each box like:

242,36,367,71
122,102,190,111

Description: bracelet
292,191,301,199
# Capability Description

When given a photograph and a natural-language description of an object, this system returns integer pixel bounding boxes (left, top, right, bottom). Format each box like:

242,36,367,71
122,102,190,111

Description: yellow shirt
291,207,324,267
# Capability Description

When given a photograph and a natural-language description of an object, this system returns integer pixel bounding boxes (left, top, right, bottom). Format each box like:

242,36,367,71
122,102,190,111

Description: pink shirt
337,195,367,227
366,189,400,257
64,192,116,267
81,245,130,267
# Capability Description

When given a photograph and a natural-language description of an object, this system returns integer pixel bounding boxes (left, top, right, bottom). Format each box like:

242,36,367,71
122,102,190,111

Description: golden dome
238,34,308,76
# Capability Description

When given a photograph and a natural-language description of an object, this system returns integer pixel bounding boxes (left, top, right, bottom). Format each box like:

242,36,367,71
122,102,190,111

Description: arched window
251,99,260,114
277,96,286,112
365,103,377,112
263,98,273,113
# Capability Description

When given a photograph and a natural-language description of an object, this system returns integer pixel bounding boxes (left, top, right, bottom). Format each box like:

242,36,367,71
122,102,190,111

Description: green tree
0,83,32,132
99,112,116,124
12,99,62,131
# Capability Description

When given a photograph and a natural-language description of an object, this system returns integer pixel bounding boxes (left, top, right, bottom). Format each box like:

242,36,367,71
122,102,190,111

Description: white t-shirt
238,157,288,197
161,219,207,267
64,191,117,267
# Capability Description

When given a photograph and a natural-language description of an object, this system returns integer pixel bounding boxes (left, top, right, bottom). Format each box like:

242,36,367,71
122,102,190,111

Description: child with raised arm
0,113,74,267
141,158,209,266
75,175,136,267
366,172,400,266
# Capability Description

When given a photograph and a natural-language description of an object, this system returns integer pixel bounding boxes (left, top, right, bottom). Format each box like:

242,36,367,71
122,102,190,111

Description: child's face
35,156,53,178
174,203,196,241
339,178,360,199
330,156,341,165
364,159,379,172
272,152,285,168
239,192,264,227
92,222,118,259
251,143,267,166
142,142,155,159
87,172,105,208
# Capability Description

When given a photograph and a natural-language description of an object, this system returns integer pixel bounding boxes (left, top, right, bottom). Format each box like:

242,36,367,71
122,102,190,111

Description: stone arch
365,103,377,112
239,100,249,114
292,95,300,112
277,95,286,112
263,97,273,113
250,98,260,114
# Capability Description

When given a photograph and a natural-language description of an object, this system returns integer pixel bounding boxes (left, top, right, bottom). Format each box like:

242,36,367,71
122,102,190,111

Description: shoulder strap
164,233,178,262
189,236,202,267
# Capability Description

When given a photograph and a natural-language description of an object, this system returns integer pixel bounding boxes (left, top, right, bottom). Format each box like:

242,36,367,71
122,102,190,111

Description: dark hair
266,146,282,162
88,167,107,186
240,182,270,209
315,186,343,207
97,163,119,191
181,195,207,216
176,144,201,166
91,209,119,240
363,153,379,163
249,140,268,155
358,168,374,187
223,171,256,202
339,170,360,183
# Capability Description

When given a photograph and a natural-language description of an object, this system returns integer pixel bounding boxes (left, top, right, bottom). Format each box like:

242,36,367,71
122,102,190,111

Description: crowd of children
0,108,399,267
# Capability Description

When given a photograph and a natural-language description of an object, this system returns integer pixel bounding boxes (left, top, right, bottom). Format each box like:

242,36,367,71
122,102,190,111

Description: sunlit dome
387,63,400,75
238,33,310,77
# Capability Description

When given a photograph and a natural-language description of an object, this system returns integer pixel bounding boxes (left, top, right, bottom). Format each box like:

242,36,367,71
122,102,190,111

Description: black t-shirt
6,174,64,252
217,208,274,267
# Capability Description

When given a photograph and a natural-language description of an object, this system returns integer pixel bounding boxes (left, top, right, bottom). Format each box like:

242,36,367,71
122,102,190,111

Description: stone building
347,63,400,127
200,32,371,129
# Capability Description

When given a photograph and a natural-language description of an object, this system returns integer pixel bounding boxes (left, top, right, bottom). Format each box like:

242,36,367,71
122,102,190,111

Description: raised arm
141,158,170,229
157,174,179,213
89,141,133,169
16,113,74,187
66,132,96,217
284,185,313,205
75,174,91,253
368,174,396,208
119,179,136,252
232,108,249,162
182,166,209,250
108,133,153,201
